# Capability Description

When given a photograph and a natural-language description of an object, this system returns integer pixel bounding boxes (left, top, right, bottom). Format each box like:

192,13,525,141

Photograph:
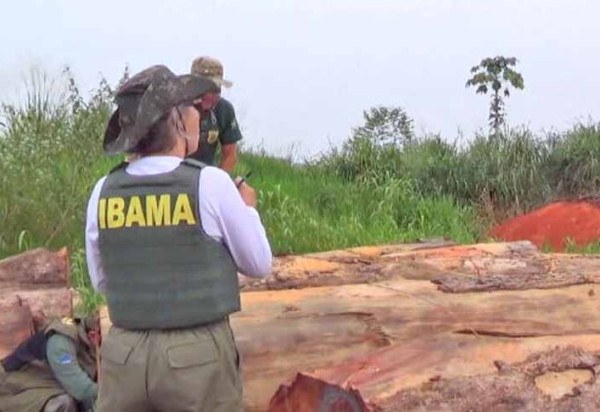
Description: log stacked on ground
100,240,600,411
0,248,73,358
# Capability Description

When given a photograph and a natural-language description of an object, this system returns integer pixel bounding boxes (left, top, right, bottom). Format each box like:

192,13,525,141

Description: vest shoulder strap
109,161,128,174
45,319,79,341
181,158,208,171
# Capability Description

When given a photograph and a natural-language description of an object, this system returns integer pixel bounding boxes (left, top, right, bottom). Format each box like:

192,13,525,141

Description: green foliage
466,56,525,134
0,68,119,258
70,249,105,315
547,123,600,196
355,106,414,146
320,106,600,223
394,136,461,197
450,128,552,215
237,152,479,255
564,240,600,254
315,106,414,183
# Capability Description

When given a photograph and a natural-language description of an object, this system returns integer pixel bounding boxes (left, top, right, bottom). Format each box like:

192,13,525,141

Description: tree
466,56,524,135
354,106,414,147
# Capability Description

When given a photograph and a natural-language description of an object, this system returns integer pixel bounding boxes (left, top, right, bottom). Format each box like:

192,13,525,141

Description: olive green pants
0,362,66,412
96,318,242,412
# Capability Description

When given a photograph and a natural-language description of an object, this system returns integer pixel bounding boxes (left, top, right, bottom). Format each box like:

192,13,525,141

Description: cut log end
268,373,370,412
0,248,73,358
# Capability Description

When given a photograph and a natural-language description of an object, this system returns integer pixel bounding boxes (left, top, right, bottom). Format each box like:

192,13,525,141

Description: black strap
181,158,208,170
108,161,128,174
1,331,49,372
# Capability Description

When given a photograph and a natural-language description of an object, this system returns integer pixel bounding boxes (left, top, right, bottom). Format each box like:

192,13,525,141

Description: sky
1,0,598,158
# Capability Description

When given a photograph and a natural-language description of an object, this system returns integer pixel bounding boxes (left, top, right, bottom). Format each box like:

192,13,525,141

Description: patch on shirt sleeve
57,353,75,365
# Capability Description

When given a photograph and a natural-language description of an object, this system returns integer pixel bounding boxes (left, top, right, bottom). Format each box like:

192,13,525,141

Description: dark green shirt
189,98,243,165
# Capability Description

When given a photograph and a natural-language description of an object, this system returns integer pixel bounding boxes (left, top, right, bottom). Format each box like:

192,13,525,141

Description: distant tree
466,56,524,136
354,106,414,146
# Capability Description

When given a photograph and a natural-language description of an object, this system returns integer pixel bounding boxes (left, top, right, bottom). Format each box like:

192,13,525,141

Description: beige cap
191,56,233,88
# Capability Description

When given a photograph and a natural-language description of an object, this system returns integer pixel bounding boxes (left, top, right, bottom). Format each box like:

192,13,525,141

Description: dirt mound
490,201,600,251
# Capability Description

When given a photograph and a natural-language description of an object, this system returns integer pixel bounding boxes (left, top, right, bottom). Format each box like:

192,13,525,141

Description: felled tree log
0,298,34,359
268,345,600,412
8,289,74,327
378,346,600,411
431,253,600,292
101,241,600,411
268,374,369,412
0,248,73,358
239,239,458,291
307,334,600,410
232,241,600,410
0,247,69,288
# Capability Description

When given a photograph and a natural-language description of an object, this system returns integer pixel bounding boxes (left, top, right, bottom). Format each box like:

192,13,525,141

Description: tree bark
0,248,73,358
0,248,69,288
239,239,459,291
0,298,34,359
7,289,74,328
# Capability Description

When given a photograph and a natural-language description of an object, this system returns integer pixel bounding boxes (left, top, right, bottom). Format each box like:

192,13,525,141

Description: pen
236,171,253,188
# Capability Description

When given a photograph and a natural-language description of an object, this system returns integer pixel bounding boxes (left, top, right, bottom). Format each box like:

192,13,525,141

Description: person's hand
234,177,257,208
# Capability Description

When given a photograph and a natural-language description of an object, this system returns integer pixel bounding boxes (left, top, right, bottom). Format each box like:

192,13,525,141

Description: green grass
563,239,600,254
318,123,600,220
70,249,105,315
240,153,480,255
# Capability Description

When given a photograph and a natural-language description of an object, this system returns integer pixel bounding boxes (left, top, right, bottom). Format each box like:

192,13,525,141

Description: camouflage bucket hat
103,65,175,155
190,56,233,88
133,74,219,145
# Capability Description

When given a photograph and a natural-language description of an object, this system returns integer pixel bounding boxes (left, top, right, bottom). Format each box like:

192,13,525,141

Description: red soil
490,201,600,252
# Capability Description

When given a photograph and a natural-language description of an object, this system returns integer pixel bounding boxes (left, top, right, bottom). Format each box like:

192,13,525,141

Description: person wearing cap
0,316,100,412
189,56,243,172
85,68,272,411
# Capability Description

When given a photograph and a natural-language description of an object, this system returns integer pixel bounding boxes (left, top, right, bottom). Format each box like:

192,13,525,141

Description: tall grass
547,123,600,196
242,153,480,255
0,70,115,257
0,70,120,311
318,122,600,220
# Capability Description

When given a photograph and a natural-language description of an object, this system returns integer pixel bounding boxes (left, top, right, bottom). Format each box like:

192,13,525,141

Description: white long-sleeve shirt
85,156,272,293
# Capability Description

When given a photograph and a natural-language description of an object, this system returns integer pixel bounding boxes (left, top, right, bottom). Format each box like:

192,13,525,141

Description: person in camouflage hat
0,315,100,412
85,68,272,411
189,56,243,172
103,64,175,155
